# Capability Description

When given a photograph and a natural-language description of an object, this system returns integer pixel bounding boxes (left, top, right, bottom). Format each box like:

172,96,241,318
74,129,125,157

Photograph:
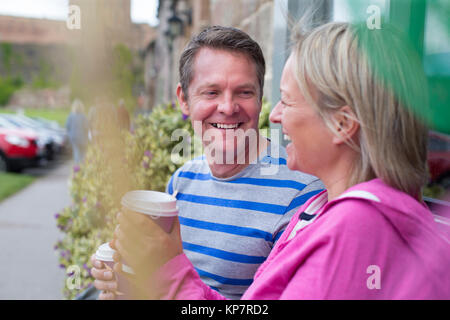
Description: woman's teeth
284,134,291,141
212,123,241,129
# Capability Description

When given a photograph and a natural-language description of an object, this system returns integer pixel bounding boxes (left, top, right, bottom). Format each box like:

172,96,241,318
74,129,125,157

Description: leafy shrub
0,76,23,106
55,100,271,299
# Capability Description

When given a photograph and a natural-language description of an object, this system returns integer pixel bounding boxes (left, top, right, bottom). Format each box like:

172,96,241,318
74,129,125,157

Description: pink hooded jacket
156,179,450,299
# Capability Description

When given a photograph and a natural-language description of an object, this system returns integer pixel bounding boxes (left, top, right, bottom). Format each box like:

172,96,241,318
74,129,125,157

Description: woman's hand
111,210,183,298
90,254,117,300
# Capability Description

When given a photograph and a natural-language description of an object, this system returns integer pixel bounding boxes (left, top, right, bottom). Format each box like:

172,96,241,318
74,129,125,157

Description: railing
424,196,450,241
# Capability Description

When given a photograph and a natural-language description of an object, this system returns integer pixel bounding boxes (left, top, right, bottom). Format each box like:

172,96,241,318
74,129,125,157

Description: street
0,159,72,299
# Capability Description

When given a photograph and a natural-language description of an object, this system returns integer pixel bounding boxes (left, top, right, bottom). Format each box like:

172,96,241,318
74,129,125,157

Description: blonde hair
71,99,85,114
291,22,429,198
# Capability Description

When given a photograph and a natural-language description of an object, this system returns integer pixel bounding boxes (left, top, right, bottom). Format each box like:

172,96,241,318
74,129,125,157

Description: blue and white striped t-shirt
166,142,324,299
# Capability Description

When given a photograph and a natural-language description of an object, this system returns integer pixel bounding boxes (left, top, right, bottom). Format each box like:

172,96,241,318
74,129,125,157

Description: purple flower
61,251,66,257
142,161,149,169
73,165,80,173
82,196,87,203
182,113,189,121
59,264,66,269
54,213,60,219
83,263,89,271
144,150,152,158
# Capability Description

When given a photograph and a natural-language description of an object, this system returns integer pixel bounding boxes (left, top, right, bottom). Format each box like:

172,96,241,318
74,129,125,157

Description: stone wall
8,86,71,110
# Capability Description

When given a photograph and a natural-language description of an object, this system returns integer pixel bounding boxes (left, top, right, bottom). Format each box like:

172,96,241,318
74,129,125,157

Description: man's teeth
284,134,291,141
212,123,240,129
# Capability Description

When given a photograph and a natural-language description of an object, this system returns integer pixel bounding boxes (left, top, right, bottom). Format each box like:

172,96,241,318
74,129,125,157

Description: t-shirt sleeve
272,179,325,244
166,167,183,195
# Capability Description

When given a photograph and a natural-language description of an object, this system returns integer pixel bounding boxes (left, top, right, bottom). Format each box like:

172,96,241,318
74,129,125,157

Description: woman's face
270,54,335,175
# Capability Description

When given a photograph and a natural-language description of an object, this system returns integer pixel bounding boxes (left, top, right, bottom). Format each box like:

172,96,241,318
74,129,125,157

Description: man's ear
331,105,360,145
176,83,190,116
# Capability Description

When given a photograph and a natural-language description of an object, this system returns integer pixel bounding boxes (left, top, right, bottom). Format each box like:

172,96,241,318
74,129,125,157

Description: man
92,26,323,299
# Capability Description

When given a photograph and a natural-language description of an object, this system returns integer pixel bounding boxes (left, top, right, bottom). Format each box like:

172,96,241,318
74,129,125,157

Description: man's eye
204,91,218,97
238,91,255,98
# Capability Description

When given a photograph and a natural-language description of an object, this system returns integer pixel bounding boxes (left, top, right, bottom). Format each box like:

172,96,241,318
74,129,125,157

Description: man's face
177,48,262,163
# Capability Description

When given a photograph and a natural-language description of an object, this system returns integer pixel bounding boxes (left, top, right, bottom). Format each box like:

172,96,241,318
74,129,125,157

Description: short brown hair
179,26,266,100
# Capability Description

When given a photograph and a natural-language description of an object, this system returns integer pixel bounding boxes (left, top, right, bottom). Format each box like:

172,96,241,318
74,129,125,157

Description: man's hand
90,254,117,300
111,210,183,298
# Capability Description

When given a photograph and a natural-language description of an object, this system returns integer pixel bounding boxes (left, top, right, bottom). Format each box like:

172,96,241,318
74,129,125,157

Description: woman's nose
269,101,283,124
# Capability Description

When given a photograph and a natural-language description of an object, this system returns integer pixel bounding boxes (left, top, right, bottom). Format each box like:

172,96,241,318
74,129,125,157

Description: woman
99,22,450,299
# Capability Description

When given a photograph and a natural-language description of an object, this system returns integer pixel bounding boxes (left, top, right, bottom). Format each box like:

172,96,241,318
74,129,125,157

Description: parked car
428,131,450,188
14,114,68,155
0,114,56,161
0,120,39,172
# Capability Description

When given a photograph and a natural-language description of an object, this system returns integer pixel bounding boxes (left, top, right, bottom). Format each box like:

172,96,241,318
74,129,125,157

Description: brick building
0,0,156,108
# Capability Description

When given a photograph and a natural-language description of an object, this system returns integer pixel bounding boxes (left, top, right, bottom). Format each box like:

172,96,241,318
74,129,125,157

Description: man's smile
210,123,244,129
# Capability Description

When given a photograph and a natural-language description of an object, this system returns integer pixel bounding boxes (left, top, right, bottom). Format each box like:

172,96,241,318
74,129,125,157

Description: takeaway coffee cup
120,190,178,233
95,242,135,300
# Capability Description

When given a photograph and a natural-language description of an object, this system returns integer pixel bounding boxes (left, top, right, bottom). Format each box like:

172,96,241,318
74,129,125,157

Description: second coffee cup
120,190,178,233
95,242,135,300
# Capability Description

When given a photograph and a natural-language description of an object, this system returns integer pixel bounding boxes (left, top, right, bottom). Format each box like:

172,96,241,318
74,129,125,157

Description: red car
0,126,39,172
428,131,450,188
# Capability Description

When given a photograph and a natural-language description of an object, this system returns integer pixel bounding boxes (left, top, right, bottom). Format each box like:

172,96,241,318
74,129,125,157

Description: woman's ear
331,105,359,145
176,83,190,116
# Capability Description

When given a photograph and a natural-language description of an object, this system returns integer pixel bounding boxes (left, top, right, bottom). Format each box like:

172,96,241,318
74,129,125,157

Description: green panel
390,0,450,134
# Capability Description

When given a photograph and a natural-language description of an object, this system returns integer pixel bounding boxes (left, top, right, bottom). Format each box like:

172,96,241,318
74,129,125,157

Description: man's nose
217,94,238,116
269,101,283,124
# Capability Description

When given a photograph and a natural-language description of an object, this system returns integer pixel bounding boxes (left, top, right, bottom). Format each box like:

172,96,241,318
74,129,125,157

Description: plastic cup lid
121,190,178,217
95,242,115,262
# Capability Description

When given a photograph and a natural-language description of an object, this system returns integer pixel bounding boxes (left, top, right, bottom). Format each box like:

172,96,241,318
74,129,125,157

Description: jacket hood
327,178,449,244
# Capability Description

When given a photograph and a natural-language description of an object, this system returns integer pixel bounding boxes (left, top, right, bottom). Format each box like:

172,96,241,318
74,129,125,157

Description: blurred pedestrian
117,99,130,132
66,99,89,164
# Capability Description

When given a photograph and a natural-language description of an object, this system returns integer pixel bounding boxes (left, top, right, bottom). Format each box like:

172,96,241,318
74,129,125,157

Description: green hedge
54,101,272,299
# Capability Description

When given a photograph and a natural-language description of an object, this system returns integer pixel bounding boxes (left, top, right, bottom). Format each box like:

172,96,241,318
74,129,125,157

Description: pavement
0,158,72,300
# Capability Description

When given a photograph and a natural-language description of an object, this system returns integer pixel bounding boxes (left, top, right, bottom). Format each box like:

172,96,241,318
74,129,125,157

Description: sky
0,0,159,26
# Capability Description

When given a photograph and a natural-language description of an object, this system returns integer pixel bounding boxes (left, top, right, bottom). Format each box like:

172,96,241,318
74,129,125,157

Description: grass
0,107,70,127
0,172,35,202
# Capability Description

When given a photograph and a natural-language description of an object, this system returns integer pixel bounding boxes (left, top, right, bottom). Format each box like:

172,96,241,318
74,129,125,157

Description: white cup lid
121,190,178,217
95,242,115,262
95,242,135,274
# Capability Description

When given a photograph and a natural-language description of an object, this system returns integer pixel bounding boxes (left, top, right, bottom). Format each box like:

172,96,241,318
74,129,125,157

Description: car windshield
0,116,20,129
1,115,39,129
